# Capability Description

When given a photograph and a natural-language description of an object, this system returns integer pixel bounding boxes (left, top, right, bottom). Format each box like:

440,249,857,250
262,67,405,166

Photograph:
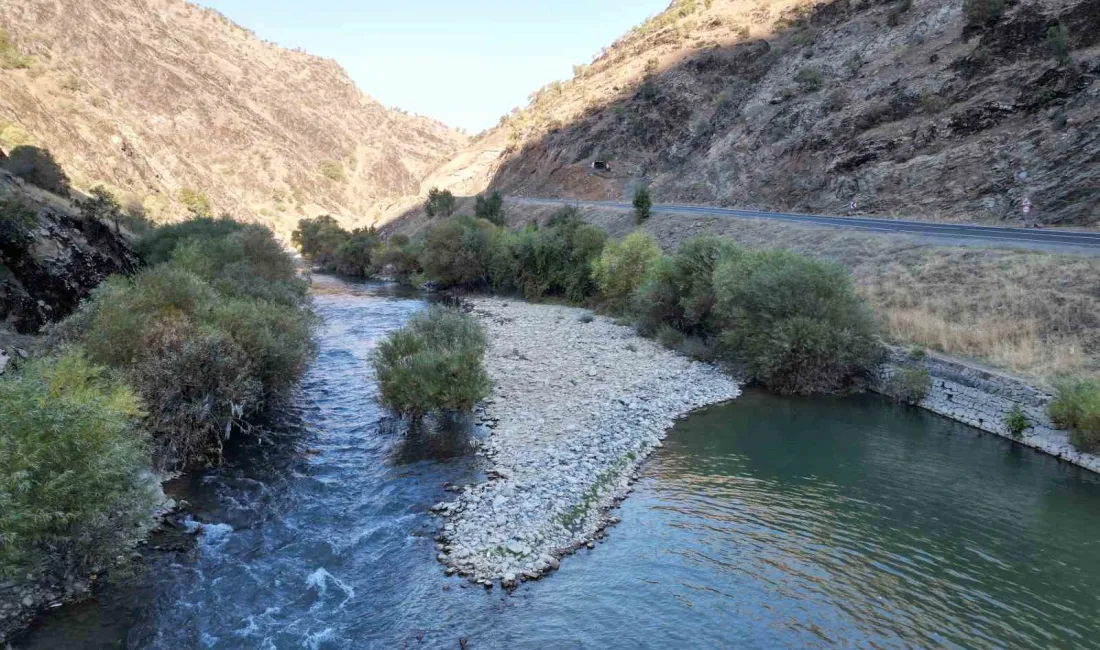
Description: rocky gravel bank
432,298,739,588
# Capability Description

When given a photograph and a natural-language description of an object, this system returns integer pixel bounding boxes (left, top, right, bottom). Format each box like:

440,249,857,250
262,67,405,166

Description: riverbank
874,348,1100,474
434,298,738,586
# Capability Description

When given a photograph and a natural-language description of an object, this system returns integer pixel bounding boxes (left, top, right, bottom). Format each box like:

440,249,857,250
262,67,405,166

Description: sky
199,0,671,133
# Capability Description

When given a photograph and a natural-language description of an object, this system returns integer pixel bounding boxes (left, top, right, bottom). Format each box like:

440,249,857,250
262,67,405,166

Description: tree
79,186,123,232
425,187,456,218
474,191,505,226
633,185,652,224
2,145,71,196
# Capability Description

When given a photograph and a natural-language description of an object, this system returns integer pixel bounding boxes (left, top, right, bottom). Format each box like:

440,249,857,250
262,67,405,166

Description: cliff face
0,171,138,336
0,0,467,237
418,0,1100,225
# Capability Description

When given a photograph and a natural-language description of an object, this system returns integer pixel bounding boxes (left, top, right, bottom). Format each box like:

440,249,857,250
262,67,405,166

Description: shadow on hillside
386,0,1097,230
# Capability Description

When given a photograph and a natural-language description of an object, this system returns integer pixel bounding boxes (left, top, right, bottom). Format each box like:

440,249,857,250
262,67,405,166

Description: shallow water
16,276,1100,649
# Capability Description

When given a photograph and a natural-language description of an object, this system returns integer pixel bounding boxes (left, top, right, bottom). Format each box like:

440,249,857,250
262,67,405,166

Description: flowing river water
15,276,1100,649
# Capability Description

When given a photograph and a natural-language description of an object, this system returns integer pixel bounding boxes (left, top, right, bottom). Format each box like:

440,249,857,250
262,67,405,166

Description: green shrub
634,236,742,337
178,188,213,218
593,231,661,313
167,224,308,306
963,0,1005,29
319,160,346,183
794,66,824,92
332,228,380,277
420,217,503,289
656,324,685,350
78,186,123,230
425,187,456,218
510,218,606,302
1048,379,1100,452
62,219,316,466
0,30,33,69
371,307,491,420
886,365,930,405
372,240,422,280
1004,405,1030,439
633,185,652,223
713,250,881,394
1045,24,1071,65
291,215,348,269
2,145,71,196
137,216,246,265
474,191,505,227
0,352,157,577
0,197,37,247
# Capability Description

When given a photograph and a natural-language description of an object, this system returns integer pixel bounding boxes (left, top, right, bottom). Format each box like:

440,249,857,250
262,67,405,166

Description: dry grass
506,201,1100,385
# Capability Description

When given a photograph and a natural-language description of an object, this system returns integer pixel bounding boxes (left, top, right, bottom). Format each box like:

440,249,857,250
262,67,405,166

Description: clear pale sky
199,0,670,132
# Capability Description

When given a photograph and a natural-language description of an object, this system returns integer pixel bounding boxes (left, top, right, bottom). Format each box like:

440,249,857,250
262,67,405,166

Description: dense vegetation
0,352,157,578
296,208,880,395
371,307,490,420
64,217,316,465
1,211,315,591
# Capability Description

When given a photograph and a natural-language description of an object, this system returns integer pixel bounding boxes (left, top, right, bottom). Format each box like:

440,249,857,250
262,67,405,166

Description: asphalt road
513,198,1100,254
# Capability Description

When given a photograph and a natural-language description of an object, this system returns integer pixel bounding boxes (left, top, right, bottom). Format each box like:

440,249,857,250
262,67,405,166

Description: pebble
433,298,739,583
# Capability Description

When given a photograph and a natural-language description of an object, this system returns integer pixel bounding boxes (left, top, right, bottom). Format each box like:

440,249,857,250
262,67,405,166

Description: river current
16,276,1100,649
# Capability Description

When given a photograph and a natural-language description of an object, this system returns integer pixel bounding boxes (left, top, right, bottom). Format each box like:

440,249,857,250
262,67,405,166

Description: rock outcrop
0,170,137,336
414,0,1100,225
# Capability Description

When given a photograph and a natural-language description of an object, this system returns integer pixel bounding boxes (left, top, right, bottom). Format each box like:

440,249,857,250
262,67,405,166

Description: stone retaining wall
873,348,1100,473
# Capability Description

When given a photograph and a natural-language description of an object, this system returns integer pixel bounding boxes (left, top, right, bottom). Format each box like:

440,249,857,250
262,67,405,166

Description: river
14,277,1100,649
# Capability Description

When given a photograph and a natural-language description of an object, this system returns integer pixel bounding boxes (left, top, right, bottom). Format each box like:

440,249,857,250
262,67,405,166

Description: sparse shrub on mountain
794,66,824,93
178,188,213,218
2,145,71,196
0,197,37,247
371,306,490,421
1045,24,1071,65
0,29,33,69
963,0,1005,29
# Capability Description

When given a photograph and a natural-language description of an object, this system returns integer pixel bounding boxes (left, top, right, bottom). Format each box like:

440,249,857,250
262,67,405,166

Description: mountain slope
416,0,1099,225
0,0,467,237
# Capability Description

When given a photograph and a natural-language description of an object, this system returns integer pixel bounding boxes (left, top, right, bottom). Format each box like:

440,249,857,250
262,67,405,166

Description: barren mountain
417,0,1099,225
0,0,466,238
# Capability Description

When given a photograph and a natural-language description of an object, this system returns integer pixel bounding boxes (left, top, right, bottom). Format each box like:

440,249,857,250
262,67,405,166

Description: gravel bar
432,298,739,588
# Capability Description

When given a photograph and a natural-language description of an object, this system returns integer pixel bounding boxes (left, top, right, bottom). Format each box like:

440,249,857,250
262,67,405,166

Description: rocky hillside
0,0,467,238
0,170,137,341
418,0,1099,225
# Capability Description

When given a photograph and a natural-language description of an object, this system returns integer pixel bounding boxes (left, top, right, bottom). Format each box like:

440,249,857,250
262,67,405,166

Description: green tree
474,191,505,226
2,145,71,196
633,185,652,224
593,230,662,313
425,187,456,218
291,215,349,268
79,186,123,232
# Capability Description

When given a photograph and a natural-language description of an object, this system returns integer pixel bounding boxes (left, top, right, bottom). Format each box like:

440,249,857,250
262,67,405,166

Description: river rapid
15,276,1100,649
